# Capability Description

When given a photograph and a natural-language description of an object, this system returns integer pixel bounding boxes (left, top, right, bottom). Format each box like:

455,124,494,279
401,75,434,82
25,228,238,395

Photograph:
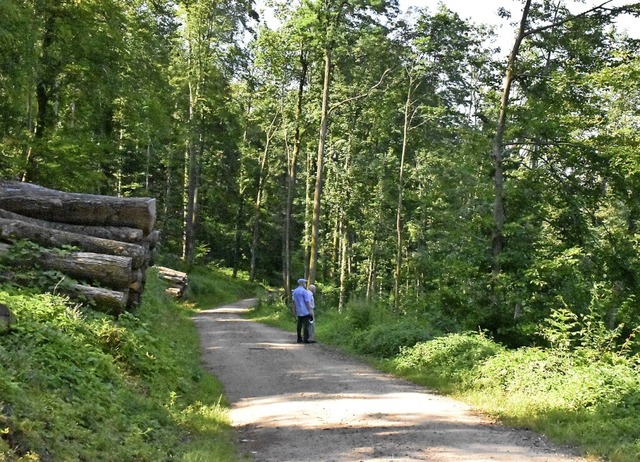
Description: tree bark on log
66,284,129,314
38,251,133,290
157,266,187,283
165,287,183,297
0,217,148,269
156,266,188,297
144,229,161,248
0,243,132,292
0,209,144,243
142,229,160,267
0,181,159,311
0,180,156,235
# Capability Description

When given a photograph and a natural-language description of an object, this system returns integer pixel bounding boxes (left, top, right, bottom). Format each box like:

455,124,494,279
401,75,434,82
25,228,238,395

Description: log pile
156,266,188,298
0,180,159,313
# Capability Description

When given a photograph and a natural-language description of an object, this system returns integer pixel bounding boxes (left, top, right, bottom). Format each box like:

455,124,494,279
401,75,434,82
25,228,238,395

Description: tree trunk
26,9,57,182
250,112,279,282
183,72,201,265
283,47,308,302
40,251,133,290
183,137,199,264
491,0,532,275
157,266,188,284
0,208,145,243
303,143,313,279
67,283,129,314
338,221,348,313
366,256,375,303
0,217,148,269
394,74,414,307
233,188,245,279
156,266,188,298
0,242,133,291
0,181,156,235
308,48,332,286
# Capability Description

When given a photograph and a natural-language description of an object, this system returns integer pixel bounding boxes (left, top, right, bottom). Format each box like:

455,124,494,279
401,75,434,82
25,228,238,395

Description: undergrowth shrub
185,265,258,307
0,291,168,461
394,332,504,389
343,298,391,331
538,306,640,358
248,296,295,327
349,319,437,358
472,346,640,460
0,268,240,462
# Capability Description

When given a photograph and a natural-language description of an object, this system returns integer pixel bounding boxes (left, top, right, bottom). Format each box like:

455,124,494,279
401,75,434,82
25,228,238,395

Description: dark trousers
297,315,312,342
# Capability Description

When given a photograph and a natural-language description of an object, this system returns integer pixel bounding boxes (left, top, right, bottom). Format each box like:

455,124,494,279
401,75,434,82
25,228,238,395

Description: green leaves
0,270,241,460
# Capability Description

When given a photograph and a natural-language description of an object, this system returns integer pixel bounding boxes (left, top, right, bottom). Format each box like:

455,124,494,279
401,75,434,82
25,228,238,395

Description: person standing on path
292,278,314,343
307,284,317,342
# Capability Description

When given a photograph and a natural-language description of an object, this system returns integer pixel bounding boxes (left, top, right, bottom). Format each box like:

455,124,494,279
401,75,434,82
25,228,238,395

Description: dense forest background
2,0,640,346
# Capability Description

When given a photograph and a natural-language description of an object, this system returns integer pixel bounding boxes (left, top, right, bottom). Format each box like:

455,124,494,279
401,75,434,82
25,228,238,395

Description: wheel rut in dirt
193,299,587,462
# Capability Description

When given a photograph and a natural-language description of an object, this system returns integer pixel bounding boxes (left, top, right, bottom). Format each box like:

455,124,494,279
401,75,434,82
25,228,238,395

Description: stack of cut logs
0,180,159,314
156,266,188,298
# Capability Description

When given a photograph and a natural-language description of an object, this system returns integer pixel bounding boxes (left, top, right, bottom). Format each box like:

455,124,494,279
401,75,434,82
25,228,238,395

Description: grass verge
0,267,254,462
248,295,640,462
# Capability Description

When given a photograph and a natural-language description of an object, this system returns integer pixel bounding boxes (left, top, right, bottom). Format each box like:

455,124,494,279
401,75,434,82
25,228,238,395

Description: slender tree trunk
25,11,57,182
308,48,332,286
249,168,264,282
394,75,414,308
366,256,375,302
250,113,279,282
330,213,340,279
183,138,199,264
145,141,151,193
34,14,55,143
337,135,352,298
232,188,245,279
183,78,200,264
303,143,313,279
491,0,532,274
338,219,349,312
283,49,308,301
234,87,254,279
116,130,124,197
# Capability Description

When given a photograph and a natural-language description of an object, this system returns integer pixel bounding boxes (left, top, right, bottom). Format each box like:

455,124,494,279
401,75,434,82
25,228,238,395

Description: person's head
309,284,316,293
297,278,306,287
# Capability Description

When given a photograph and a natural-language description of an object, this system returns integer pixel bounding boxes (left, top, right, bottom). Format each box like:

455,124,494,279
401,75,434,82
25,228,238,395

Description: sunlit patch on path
194,299,586,462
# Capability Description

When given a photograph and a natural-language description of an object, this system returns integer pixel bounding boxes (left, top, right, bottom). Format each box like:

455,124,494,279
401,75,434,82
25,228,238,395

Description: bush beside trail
250,295,640,462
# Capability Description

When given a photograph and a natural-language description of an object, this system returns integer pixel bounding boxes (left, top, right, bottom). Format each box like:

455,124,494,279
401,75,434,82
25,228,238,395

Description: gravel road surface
193,299,589,462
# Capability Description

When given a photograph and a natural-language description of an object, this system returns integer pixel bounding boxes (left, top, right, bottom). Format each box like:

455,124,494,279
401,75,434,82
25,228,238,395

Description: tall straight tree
305,0,398,286
12,0,177,194
174,0,253,264
387,6,492,306
490,0,638,274
239,16,309,286
283,44,309,298
0,0,37,179
485,0,640,334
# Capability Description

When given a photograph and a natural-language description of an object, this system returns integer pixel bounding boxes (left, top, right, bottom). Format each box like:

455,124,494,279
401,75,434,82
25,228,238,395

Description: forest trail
193,299,588,462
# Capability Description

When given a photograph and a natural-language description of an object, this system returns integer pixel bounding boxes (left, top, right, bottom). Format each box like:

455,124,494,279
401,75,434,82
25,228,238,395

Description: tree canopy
2,0,640,346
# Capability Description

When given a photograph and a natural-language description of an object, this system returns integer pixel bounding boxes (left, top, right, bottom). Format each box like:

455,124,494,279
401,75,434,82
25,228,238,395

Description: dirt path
193,299,589,462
